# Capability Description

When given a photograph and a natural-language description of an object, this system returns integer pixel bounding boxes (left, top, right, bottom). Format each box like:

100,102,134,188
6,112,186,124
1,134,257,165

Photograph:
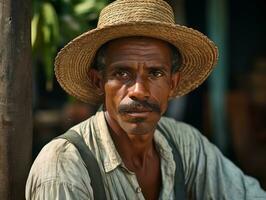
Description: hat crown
98,0,175,28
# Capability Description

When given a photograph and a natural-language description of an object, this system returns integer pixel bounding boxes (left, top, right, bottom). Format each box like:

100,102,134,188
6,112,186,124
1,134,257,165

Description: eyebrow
108,62,171,73
109,60,169,67
108,64,133,71
146,65,170,73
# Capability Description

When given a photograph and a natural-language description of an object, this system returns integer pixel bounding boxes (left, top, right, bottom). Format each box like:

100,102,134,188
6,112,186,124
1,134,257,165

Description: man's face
99,37,179,135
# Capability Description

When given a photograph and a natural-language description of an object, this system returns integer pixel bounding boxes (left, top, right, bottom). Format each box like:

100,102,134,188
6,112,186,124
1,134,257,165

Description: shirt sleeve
168,119,266,199
29,181,91,200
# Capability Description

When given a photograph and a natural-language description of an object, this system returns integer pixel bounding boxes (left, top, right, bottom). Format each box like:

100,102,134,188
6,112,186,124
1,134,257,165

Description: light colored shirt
26,111,266,199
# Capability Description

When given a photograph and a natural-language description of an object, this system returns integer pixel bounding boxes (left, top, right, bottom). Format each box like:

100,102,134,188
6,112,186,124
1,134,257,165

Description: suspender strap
56,124,186,199
56,130,107,200
157,122,186,200
167,141,186,200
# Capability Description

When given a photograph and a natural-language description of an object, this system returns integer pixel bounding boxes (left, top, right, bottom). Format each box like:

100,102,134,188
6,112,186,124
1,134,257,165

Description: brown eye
115,70,130,79
149,69,164,78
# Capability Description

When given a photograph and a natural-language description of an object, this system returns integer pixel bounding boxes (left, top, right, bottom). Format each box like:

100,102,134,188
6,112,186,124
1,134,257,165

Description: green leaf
31,13,40,47
41,2,60,44
74,0,97,16
31,0,109,92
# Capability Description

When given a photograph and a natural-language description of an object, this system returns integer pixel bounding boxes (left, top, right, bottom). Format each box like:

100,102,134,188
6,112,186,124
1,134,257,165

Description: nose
128,76,150,101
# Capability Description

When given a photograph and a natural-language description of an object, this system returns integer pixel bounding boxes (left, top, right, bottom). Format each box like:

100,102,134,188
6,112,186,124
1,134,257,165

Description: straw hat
55,0,218,105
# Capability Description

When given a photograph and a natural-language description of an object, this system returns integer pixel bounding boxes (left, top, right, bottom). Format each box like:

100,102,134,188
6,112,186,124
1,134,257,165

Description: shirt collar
94,111,123,173
94,111,176,177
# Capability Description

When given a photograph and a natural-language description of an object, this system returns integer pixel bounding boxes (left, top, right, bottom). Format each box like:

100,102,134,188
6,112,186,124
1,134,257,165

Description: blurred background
31,0,266,189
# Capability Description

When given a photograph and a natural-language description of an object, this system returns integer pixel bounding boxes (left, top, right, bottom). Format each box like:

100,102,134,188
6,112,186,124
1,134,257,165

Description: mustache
118,100,161,114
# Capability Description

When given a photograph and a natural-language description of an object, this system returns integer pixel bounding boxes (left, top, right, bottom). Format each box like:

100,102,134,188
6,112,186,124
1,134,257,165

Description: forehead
104,37,172,64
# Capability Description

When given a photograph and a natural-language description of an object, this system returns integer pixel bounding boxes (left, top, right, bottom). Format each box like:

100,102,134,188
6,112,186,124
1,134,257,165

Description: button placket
130,173,145,199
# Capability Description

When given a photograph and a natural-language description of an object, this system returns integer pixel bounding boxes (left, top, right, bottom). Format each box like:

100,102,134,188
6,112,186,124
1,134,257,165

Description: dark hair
93,40,182,73
170,44,182,73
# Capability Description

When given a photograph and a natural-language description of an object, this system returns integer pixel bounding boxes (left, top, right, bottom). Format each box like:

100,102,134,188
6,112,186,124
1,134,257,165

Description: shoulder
158,116,217,162
25,113,102,199
158,116,211,182
28,113,99,183
159,116,199,133
158,117,266,198
158,116,203,147
26,121,95,199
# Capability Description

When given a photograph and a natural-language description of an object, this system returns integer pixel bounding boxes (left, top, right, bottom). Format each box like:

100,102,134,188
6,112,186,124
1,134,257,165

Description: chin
125,126,153,135
119,119,157,135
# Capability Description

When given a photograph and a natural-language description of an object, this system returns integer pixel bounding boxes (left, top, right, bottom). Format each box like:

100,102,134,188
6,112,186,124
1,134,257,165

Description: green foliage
32,0,109,90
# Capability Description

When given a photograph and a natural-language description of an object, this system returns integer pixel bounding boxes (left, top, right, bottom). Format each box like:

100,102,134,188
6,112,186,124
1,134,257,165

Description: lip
124,111,152,118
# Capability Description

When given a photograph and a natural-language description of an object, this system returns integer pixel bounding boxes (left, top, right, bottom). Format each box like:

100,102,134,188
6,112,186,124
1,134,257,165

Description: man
26,0,266,199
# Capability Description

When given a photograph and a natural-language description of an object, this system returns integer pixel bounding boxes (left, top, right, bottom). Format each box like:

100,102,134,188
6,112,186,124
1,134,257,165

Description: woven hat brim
55,21,218,104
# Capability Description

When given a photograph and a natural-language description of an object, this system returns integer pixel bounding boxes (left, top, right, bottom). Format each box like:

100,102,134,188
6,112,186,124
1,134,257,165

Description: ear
169,72,180,99
88,68,104,95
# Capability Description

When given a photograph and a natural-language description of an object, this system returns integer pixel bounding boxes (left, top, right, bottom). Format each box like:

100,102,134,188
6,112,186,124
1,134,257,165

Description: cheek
151,80,172,99
104,80,127,110
150,80,171,112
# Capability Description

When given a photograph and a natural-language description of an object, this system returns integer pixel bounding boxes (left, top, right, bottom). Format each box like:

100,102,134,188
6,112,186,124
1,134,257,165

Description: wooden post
0,0,32,199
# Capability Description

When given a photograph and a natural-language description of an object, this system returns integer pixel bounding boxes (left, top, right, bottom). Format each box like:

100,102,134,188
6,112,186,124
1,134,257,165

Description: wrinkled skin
90,37,180,200
94,37,180,136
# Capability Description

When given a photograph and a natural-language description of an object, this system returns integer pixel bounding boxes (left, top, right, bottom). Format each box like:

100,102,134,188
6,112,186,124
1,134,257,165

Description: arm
160,117,266,199
179,123,266,199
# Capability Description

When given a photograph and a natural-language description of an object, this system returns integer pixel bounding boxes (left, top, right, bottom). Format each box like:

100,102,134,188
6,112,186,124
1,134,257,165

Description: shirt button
136,187,142,193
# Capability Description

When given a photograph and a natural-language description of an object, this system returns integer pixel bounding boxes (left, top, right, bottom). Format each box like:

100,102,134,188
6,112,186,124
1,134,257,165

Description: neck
104,111,157,169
